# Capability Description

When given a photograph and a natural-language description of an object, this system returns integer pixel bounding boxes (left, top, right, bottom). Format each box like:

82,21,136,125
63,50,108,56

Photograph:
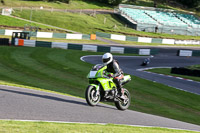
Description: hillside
0,46,199,125
11,9,200,40
1,0,200,41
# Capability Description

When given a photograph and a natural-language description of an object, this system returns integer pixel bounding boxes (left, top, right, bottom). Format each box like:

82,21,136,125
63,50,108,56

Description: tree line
154,0,200,8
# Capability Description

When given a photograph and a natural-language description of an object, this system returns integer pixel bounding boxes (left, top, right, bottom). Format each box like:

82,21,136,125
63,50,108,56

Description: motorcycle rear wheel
115,88,131,110
85,85,100,106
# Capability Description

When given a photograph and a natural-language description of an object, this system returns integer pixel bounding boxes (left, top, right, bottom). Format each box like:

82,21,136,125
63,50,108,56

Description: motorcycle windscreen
88,71,97,78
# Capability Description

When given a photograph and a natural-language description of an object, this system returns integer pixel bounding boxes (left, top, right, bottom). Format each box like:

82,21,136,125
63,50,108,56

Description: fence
14,38,159,55
96,32,200,45
0,38,9,45
0,29,93,40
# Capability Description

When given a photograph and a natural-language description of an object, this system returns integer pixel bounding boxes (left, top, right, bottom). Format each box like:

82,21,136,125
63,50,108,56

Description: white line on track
80,55,152,62
137,67,200,84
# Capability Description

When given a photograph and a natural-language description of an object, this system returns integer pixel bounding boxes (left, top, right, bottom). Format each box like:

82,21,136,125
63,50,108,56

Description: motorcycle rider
102,53,124,98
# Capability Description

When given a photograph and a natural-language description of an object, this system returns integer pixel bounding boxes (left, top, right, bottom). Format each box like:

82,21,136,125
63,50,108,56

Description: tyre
85,85,100,106
115,88,131,110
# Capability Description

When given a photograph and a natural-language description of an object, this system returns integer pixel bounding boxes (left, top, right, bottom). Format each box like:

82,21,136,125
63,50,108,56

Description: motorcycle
141,58,150,66
85,64,131,110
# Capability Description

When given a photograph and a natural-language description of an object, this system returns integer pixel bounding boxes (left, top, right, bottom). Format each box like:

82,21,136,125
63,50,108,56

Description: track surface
0,52,200,131
82,55,200,95
0,85,200,131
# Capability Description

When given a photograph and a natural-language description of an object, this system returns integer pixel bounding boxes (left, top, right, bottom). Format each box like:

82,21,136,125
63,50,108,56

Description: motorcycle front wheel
85,85,100,106
115,88,131,110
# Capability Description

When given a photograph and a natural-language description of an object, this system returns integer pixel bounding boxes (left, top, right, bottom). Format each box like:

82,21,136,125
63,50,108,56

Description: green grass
1,0,112,9
12,9,200,41
1,0,200,41
146,68,200,82
0,46,199,126
13,9,130,34
187,65,200,70
0,15,56,30
0,120,197,133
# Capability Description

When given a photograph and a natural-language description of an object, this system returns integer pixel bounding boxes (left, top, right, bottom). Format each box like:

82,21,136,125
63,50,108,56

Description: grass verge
146,68,200,82
0,46,199,125
0,120,197,133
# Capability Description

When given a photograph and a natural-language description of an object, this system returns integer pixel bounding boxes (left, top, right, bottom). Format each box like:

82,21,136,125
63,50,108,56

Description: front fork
90,84,100,97
95,84,100,97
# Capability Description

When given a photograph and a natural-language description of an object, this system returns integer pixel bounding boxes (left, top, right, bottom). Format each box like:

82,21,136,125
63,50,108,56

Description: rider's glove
108,74,113,78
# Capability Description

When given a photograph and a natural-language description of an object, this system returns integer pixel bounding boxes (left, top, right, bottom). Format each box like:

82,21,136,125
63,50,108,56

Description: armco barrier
14,39,160,55
0,29,5,35
139,49,150,55
53,33,66,39
192,50,200,56
152,38,162,44
36,41,52,48
52,42,68,49
36,32,53,38
97,46,111,53
126,36,138,42
171,67,200,77
110,47,124,54
96,32,200,45
177,50,193,57
1,29,92,40
68,43,83,50
0,38,9,45
24,40,36,47
82,45,97,52
5,30,23,36
150,49,159,55
124,47,138,54
96,32,111,38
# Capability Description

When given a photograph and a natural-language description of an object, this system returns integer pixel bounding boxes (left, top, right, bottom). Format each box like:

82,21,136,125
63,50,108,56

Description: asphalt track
0,85,200,131
81,54,200,95
0,51,200,131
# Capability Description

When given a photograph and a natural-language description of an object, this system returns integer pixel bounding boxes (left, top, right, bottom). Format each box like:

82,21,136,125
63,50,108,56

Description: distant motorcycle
141,58,150,66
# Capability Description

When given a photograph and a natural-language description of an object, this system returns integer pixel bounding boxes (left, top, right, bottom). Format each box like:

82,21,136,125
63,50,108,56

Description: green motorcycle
85,64,131,110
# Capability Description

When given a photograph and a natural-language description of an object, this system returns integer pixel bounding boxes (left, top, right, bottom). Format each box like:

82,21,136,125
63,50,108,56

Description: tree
1,0,5,5
87,0,122,6
108,0,122,5
177,0,199,8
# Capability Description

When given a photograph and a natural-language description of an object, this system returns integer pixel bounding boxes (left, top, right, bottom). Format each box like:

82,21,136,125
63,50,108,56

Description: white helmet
102,53,113,65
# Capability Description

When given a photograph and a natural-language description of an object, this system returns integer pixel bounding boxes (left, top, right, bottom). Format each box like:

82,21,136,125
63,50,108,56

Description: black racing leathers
106,60,123,92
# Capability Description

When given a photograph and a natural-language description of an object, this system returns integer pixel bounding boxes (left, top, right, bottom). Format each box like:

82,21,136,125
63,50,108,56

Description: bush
171,67,200,77
86,0,122,6
24,0,70,4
